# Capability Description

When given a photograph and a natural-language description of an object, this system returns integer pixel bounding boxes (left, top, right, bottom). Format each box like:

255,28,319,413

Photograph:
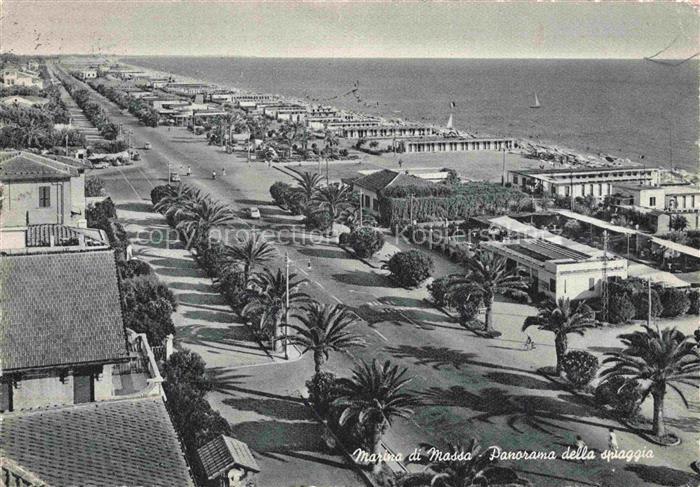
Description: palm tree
312,183,352,234
600,326,700,437
337,204,377,231
448,251,528,333
175,197,237,249
284,302,365,374
323,129,338,159
522,298,599,375
403,440,530,487
242,267,309,350
334,360,417,471
290,170,324,206
224,231,276,284
154,184,204,224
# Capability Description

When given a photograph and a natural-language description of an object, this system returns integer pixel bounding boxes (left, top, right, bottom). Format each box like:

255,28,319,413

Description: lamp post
283,251,311,360
359,189,363,228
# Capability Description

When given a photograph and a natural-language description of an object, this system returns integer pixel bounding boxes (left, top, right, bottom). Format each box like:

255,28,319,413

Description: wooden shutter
73,373,94,404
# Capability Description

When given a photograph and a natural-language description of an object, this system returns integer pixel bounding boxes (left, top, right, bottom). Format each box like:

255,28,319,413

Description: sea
122,57,699,173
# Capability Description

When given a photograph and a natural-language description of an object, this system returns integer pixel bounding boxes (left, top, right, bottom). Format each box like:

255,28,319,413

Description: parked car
246,207,261,219
122,158,134,166
131,151,141,161
91,161,108,169
144,142,152,150
110,159,122,167
170,172,181,183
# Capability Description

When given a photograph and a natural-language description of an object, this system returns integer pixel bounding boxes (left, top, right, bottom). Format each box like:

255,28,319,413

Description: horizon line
4,52,699,62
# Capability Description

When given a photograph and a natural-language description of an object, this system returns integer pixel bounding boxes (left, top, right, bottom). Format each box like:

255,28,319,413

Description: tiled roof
198,435,260,479
0,249,128,371
353,169,400,192
1,397,195,487
353,169,435,193
0,151,78,181
25,224,105,247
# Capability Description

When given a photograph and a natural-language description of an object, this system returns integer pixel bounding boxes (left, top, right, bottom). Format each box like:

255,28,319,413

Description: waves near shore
122,57,699,173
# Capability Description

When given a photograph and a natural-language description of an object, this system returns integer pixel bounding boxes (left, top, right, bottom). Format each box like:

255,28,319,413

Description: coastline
119,58,697,184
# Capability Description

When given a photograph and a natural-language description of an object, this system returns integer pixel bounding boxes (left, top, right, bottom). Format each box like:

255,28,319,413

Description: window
38,186,51,208
513,176,518,185
372,199,379,211
549,279,556,293
649,196,656,207
589,277,595,291
598,183,603,196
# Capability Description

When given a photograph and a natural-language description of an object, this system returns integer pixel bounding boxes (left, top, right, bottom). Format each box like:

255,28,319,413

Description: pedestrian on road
186,166,191,176
212,170,217,180
607,428,618,451
222,168,226,176
398,158,403,168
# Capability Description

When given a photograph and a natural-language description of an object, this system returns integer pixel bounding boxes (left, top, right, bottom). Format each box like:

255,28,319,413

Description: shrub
632,289,663,320
594,376,643,419
385,250,434,288
117,259,153,280
270,181,291,208
338,232,351,245
427,275,461,308
305,207,332,232
607,293,636,325
688,289,700,315
660,288,690,317
195,240,227,278
85,176,105,197
120,275,177,346
306,371,339,418
150,184,174,206
563,219,584,238
455,293,482,327
86,197,117,227
218,269,251,311
347,227,384,258
562,350,599,389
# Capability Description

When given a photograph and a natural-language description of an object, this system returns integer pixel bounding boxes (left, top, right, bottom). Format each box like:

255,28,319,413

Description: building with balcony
508,166,660,200
0,238,193,486
0,151,88,233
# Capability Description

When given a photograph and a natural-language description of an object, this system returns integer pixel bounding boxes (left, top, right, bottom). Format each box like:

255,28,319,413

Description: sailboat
446,113,454,129
530,92,541,109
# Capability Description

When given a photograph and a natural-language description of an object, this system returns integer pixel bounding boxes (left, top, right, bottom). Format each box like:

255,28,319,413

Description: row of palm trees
152,183,424,463
446,248,700,439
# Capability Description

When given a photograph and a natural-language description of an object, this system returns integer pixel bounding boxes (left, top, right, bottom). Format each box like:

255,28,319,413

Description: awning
554,209,638,235
649,236,700,259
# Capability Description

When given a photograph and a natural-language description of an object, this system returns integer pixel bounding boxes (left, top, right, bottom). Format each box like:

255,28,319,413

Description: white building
508,166,660,200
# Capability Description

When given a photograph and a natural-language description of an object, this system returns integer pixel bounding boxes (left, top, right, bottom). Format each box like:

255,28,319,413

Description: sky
1,1,698,59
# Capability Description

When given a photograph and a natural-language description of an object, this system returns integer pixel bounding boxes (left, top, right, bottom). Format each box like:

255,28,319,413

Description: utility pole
359,189,363,228
410,195,415,225
647,277,653,330
284,252,290,360
601,230,609,323
570,168,575,210
501,148,506,186
326,158,329,185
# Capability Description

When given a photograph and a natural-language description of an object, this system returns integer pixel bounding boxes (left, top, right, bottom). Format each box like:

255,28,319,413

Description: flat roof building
508,166,660,200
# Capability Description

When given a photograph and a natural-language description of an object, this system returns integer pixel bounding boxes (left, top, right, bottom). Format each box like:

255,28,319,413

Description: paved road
70,68,699,487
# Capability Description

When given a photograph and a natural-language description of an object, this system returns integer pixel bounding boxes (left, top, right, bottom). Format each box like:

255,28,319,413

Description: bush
562,350,599,389
455,293,482,327
86,197,117,227
306,371,339,418
270,181,292,208
427,275,461,308
563,219,584,238
85,176,106,197
338,232,350,245
305,207,332,232
117,259,153,280
660,288,690,317
632,289,663,320
347,227,384,258
195,240,227,278
385,250,434,288
688,289,700,315
594,376,643,419
607,293,636,325
120,275,177,346
150,184,174,206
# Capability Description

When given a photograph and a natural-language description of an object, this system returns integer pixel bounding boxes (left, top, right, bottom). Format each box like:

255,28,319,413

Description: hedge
379,182,528,226
607,293,636,325
660,288,690,317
